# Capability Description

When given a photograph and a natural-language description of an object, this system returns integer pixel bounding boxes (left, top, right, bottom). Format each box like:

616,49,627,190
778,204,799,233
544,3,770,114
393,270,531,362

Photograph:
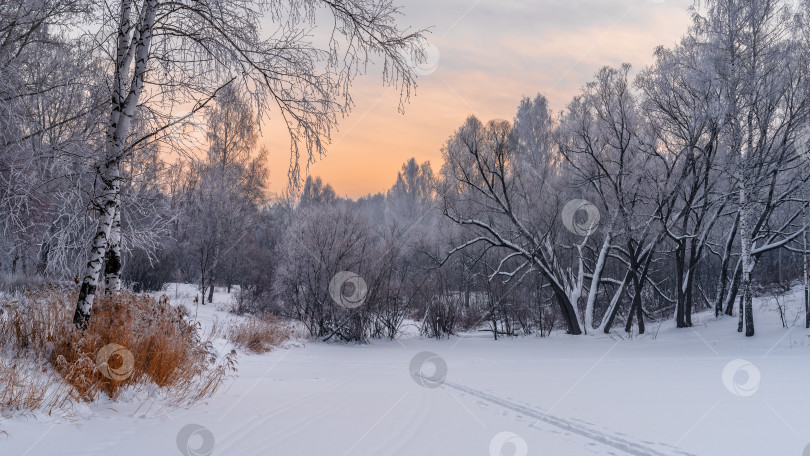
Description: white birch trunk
584,233,611,333
597,274,628,333
569,244,585,331
738,143,756,336
802,192,810,329
73,163,120,328
104,203,123,293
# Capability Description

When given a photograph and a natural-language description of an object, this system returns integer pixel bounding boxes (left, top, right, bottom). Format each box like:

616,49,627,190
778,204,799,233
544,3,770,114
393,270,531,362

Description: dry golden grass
227,314,293,354
0,357,75,418
0,287,237,417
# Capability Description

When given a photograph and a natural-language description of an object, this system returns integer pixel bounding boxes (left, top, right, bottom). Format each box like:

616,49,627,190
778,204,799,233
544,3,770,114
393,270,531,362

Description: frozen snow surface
2,283,810,456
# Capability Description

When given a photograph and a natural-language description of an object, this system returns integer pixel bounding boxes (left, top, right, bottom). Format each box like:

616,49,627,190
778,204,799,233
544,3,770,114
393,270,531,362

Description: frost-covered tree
0,1,100,281
440,115,587,335
695,0,810,336
299,176,338,208
72,0,428,328
387,158,434,221
173,87,268,303
557,64,665,335
636,28,726,327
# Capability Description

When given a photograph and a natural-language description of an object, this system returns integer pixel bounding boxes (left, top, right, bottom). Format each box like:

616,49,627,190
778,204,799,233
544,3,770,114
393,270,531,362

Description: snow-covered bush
0,288,236,413
227,314,292,353
273,201,433,342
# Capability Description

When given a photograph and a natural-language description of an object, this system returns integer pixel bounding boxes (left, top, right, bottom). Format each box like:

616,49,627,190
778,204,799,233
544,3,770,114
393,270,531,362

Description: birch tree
72,0,428,328
698,0,810,336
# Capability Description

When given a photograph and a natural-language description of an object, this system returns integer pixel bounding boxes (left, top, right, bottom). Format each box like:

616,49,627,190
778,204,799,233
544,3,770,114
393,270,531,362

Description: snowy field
3,284,810,456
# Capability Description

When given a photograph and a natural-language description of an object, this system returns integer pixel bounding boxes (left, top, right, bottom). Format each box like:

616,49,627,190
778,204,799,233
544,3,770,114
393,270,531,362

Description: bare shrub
420,294,461,339
0,357,76,418
227,314,292,353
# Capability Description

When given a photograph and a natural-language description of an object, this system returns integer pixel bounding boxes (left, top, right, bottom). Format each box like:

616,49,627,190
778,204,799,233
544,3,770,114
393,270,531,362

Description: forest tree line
2,0,810,340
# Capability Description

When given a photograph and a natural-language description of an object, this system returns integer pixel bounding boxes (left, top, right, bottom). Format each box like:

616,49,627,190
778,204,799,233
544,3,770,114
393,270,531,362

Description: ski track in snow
442,379,697,456
215,377,351,453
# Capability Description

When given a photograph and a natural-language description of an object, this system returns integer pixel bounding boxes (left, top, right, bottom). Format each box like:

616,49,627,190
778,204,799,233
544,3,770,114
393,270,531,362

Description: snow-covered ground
2,283,810,456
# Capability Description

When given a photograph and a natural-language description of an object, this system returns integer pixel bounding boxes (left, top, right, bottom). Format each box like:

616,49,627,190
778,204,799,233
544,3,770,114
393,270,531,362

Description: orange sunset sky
261,0,695,199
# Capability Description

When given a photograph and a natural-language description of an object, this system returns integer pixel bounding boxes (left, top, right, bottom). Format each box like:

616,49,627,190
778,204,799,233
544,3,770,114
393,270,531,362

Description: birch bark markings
104,205,123,294
805,196,809,329
73,162,120,329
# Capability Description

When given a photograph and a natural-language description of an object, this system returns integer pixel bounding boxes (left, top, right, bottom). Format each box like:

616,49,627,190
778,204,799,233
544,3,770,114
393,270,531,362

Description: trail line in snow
442,380,698,456
216,377,351,453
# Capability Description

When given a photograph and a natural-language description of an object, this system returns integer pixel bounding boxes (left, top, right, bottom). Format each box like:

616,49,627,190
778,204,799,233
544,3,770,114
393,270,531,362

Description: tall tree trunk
742,278,754,336
685,270,694,327
625,245,651,335
74,163,120,329
624,295,646,335
584,233,611,334
626,266,640,334
36,222,56,276
36,241,50,276
802,202,810,329
739,160,755,337
625,294,638,333
599,269,631,334
714,214,739,316
685,239,697,327
714,264,728,317
724,260,742,316
739,18,757,338
199,274,206,305
533,251,583,335
552,287,582,335
206,240,220,304
104,205,123,293
675,239,687,327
